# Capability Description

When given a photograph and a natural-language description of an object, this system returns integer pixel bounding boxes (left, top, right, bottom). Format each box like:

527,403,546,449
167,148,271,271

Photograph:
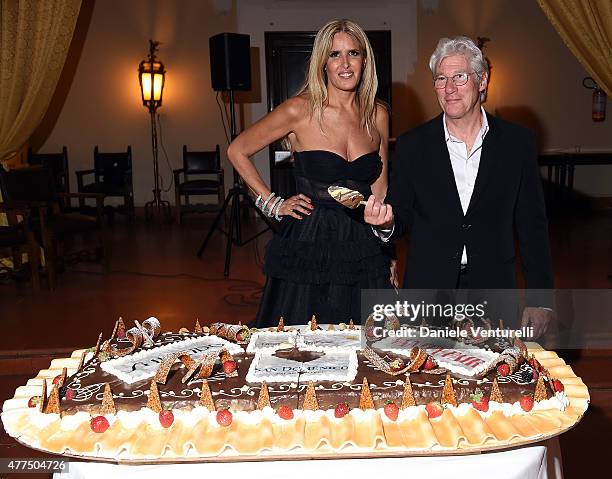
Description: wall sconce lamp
582,77,607,122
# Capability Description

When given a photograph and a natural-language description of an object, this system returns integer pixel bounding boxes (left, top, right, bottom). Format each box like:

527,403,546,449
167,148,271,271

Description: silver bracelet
255,193,263,208
268,196,282,217
274,198,284,221
271,197,282,219
261,192,275,212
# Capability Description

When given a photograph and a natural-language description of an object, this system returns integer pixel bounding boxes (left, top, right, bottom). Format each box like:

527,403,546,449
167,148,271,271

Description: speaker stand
197,90,273,277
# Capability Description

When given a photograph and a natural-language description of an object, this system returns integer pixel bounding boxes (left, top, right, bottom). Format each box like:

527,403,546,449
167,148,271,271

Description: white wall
38,0,612,203
38,0,237,206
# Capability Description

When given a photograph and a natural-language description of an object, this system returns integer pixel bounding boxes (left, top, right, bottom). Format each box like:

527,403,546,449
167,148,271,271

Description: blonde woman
228,19,393,327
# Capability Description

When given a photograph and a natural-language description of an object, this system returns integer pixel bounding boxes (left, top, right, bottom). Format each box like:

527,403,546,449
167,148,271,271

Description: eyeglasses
433,72,476,89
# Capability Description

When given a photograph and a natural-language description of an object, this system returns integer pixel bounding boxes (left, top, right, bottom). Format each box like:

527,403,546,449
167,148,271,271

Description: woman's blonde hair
296,19,380,136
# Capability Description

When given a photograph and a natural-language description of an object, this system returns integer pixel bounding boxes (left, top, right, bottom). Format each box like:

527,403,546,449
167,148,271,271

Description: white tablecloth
55,438,563,479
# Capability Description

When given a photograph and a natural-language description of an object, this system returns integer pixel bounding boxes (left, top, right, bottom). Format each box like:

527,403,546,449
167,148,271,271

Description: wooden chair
0,166,109,289
28,146,71,207
76,146,135,222
0,203,41,292
173,145,224,224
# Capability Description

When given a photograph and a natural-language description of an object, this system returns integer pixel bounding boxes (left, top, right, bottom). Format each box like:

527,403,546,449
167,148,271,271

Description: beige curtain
0,0,82,165
538,0,612,95
0,0,80,235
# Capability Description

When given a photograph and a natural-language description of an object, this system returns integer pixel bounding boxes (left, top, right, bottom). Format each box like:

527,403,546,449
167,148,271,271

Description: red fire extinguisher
583,77,607,122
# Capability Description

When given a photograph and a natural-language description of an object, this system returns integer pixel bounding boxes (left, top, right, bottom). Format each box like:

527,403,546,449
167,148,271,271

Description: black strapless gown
255,150,392,327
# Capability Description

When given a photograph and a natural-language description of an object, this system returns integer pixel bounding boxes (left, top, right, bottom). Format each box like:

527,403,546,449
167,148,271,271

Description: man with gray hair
364,36,554,337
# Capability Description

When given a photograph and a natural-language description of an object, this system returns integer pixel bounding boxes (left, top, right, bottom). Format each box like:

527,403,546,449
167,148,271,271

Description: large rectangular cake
1,317,589,460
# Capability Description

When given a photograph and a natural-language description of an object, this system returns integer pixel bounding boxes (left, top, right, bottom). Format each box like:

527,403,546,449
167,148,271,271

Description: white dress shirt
445,107,489,265
375,107,489,268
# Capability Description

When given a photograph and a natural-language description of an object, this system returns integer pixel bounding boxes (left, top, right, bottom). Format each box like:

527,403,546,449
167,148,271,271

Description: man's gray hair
429,36,489,81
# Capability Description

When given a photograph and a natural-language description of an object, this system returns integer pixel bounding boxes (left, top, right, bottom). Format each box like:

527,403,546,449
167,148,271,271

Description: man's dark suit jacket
386,112,554,291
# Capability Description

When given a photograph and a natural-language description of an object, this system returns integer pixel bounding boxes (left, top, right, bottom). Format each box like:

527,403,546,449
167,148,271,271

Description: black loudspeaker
209,33,251,91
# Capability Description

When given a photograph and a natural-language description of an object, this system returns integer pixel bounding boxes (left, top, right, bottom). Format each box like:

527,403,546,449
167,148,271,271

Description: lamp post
139,40,171,221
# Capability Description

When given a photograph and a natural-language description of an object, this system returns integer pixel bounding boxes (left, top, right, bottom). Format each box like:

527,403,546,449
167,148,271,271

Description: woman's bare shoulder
375,102,390,131
375,101,390,120
276,95,309,118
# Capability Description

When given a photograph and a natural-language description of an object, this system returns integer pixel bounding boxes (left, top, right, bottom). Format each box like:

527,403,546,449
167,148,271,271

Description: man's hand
364,195,393,228
521,307,554,340
390,259,399,289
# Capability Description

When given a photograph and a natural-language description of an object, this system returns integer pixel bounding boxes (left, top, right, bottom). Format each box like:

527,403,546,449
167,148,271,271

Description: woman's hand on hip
278,193,314,220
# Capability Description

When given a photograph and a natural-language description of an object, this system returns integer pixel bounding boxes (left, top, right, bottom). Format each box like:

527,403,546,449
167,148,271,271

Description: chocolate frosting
61,332,551,414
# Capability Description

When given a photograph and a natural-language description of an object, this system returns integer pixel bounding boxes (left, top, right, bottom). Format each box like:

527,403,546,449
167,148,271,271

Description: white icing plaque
425,347,499,377
245,353,302,383
246,331,297,353
297,330,362,352
371,336,499,377
299,351,358,382
101,335,243,384
246,351,358,383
